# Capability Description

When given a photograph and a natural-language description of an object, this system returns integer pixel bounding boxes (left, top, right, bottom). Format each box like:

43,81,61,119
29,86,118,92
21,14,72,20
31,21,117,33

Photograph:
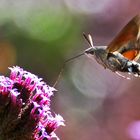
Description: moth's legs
115,71,131,79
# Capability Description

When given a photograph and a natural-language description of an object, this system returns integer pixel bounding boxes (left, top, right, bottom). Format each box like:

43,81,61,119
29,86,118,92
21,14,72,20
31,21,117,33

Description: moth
53,15,140,87
83,14,140,78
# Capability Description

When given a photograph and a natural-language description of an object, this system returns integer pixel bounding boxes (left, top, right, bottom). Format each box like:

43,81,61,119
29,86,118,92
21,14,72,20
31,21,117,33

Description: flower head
0,66,64,140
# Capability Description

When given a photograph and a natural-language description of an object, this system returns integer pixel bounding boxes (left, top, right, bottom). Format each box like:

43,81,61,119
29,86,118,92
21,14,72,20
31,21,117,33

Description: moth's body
85,47,125,72
85,47,140,75
83,14,140,77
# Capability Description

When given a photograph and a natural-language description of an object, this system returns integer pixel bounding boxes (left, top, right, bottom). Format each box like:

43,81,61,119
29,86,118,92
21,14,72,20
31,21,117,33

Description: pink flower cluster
0,66,64,140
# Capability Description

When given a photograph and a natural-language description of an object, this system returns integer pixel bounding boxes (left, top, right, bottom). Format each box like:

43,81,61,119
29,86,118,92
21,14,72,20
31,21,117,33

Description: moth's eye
85,48,94,55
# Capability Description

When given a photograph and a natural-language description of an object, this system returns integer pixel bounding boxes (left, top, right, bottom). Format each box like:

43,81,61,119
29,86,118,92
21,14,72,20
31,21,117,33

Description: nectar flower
0,66,64,140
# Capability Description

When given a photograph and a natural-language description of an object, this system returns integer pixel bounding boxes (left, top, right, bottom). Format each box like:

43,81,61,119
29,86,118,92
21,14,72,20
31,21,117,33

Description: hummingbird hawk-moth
53,15,140,87
83,14,140,78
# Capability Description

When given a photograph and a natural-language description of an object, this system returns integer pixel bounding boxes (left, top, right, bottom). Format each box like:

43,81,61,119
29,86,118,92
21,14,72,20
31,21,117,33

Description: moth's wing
106,15,140,60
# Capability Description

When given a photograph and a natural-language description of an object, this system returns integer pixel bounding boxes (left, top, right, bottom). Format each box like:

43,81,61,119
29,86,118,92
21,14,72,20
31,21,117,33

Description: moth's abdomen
106,52,140,76
122,61,140,76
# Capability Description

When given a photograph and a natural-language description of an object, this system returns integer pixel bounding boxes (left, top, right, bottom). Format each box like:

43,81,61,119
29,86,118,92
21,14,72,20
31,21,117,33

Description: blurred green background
0,0,140,140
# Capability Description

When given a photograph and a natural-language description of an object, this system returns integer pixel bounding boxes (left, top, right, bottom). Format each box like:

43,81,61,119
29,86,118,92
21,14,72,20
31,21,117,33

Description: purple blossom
0,66,65,140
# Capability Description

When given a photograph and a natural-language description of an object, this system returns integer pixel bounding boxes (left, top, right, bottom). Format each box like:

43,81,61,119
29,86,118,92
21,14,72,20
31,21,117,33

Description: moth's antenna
53,52,85,87
83,33,94,48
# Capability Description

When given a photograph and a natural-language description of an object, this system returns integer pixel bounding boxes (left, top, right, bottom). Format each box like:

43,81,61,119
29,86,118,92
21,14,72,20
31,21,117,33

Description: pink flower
0,66,64,140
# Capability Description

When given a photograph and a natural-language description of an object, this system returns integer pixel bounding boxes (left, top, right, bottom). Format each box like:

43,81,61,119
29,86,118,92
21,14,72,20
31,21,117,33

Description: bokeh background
0,0,140,140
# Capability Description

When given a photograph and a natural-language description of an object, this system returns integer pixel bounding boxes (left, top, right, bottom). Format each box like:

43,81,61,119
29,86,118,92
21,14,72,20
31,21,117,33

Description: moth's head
85,47,95,55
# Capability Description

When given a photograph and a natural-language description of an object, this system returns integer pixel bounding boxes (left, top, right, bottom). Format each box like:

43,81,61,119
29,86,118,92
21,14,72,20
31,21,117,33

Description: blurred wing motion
107,15,140,61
